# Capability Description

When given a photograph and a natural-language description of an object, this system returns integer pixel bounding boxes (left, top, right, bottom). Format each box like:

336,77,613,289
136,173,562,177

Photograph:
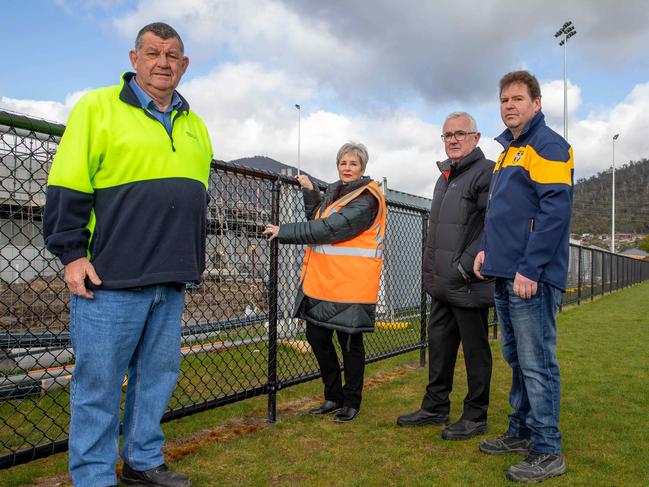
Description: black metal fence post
267,178,280,423
577,246,582,305
590,249,594,301
601,251,605,297
419,213,428,367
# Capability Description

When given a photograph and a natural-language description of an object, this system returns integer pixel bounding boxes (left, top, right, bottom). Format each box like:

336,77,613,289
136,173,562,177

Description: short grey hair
444,112,478,132
336,142,369,171
135,22,184,53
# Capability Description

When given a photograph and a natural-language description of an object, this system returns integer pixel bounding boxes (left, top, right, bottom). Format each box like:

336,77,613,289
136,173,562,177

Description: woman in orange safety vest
263,142,387,422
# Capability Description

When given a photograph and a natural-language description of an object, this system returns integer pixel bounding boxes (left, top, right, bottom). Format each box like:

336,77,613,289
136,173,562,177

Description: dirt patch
161,362,420,462
19,473,70,487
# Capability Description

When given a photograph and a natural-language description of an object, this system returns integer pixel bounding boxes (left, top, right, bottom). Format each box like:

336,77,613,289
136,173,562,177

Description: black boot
441,419,487,440
308,400,343,415
333,407,359,422
121,463,191,487
396,409,449,427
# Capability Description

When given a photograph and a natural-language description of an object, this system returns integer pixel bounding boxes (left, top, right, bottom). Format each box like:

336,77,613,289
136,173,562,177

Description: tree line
571,158,649,235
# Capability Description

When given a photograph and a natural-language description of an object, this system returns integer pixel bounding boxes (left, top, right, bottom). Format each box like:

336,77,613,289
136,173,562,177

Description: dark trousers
421,299,492,421
305,321,365,410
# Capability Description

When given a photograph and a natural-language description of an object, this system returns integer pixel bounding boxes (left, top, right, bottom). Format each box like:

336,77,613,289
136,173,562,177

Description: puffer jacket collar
326,176,373,202
436,147,486,181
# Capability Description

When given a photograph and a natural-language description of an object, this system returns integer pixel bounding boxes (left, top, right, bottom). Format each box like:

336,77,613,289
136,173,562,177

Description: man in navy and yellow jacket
474,71,573,484
43,23,211,487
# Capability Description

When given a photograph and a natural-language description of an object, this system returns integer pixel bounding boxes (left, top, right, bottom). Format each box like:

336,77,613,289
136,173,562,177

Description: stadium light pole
295,104,301,175
554,21,577,139
611,133,620,253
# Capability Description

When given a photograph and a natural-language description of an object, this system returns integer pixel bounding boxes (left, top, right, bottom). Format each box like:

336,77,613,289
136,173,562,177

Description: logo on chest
513,149,525,163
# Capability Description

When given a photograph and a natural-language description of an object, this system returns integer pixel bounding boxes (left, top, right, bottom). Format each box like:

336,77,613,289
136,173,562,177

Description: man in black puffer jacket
397,112,495,440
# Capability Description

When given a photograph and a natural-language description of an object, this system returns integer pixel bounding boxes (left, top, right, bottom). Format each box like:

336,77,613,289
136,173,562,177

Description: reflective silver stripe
310,244,383,258
322,187,365,216
375,224,384,244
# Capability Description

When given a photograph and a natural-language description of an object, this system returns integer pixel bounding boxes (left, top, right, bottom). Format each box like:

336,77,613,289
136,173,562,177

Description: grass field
3,281,648,486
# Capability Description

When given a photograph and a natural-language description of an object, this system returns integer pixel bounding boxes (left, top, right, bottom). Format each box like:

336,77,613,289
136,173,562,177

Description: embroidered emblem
513,150,524,162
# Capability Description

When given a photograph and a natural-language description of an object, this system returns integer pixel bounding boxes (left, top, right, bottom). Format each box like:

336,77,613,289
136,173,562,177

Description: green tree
639,235,649,252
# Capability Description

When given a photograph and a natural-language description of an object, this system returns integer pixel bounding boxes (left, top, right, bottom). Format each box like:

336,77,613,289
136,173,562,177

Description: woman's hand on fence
295,175,314,190
64,257,102,299
263,224,280,241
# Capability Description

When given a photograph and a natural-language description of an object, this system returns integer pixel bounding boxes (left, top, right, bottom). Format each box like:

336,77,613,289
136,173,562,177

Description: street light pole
612,133,620,253
554,21,577,140
295,104,301,175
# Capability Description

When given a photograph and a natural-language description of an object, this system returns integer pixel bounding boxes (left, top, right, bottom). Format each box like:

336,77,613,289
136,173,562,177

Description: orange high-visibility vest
300,180,387,304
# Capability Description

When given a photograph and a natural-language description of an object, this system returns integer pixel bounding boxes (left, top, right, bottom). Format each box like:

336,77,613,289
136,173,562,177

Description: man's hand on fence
64,257,102,299
263,224,280,241
473,250,486,280
513,272,538,300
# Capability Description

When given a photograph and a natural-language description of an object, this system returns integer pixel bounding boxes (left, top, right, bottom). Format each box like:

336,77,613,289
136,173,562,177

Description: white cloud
5,73,649,198
112,0,360,87
540,80,582,128
0,90,88,124
571,81,649,179
109,0,649,107
181,63,446,196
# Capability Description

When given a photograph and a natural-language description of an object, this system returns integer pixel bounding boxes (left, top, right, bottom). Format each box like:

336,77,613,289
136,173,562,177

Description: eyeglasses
441,131,477,142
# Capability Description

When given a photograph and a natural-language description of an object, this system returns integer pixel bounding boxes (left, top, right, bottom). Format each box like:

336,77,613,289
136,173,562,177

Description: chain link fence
1,109,648,469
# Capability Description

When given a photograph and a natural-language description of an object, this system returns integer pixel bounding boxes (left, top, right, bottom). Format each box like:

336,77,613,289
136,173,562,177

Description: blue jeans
69,285,185,487
494,278,562,454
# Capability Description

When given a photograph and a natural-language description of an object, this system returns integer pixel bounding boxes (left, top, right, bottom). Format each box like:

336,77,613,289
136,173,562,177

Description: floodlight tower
554,21,577,139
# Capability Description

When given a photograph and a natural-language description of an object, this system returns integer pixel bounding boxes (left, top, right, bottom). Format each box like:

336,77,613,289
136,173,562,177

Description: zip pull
168,110,184,152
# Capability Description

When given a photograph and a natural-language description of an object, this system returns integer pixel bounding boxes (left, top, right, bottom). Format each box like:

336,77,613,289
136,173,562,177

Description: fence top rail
0,109,65,137
385,199,430,213
571,243,649,265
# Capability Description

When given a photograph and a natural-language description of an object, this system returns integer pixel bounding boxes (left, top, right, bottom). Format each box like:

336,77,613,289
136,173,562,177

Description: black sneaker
121,463,191,487
479,433,531,455
396,409,450,427
506,452,567,483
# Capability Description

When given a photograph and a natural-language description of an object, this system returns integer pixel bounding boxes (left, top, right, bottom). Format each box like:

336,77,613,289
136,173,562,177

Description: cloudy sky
2,0,649,197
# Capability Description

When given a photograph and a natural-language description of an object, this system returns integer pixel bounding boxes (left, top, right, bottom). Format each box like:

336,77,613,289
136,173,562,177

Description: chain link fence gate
1,109,648,469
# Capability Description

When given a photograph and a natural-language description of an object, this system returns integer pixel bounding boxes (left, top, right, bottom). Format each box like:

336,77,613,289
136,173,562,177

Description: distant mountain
571,158,649,235
228,155,330,187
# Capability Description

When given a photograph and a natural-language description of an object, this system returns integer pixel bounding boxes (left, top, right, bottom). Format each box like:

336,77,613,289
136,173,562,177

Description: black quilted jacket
422,147,495,308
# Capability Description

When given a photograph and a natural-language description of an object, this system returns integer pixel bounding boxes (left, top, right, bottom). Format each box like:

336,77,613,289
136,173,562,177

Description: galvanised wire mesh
1,109,649,468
